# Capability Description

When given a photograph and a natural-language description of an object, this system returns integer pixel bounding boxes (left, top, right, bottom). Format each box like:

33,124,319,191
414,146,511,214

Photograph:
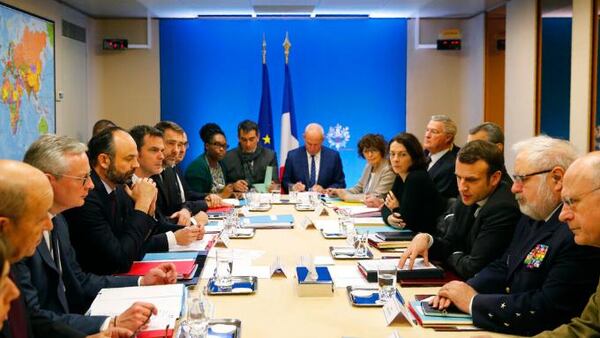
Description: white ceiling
57,0,508,19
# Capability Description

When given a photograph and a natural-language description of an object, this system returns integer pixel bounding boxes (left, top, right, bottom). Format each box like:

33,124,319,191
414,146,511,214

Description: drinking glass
287,184,298,203
377,263,397,303
214,250,233,288
355,232,369,257
182,295,213,338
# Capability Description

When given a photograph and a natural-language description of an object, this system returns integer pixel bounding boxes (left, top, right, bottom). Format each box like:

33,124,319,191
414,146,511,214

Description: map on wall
0,3,54,160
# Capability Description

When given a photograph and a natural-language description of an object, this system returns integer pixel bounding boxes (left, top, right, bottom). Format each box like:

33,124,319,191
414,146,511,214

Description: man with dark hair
431,136,600,336
222,120,279,192
399,140,520,279
91,119,116,137
129,125,205,245
63,127,168,275
467,122,512,184
155,121,222,207
424,115,460,199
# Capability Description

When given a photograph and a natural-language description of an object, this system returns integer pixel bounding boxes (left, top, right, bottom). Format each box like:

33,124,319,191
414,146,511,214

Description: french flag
279,38,299,180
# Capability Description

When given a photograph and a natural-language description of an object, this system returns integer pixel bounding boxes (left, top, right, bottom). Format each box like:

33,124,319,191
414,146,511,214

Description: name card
383,293,414,326
300,216,315,230
269,256,288,278
215,232,230,248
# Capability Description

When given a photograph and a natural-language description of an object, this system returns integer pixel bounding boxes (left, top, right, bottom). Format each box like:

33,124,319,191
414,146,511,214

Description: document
170,234,217,252
89,284,184,332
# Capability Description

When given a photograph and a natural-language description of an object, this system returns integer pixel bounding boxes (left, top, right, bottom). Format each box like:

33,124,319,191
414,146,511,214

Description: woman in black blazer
382,133,446,234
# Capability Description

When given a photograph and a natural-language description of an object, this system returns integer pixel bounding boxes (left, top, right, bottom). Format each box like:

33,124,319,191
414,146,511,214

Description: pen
381,256,402,259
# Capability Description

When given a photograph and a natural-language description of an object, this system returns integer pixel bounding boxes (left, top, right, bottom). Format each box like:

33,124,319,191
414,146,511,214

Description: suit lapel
507,209,562,279
299,148,309,185
317,150,326,186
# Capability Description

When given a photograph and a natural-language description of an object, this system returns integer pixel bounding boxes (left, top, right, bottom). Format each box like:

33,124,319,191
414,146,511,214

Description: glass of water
355,232,369,257
377,263,397,303
183,295,212,338
214,250,233,288
288,184,298,203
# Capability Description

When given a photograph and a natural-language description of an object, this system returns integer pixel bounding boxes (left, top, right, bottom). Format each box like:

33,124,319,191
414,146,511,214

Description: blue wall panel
160,19,407,185
540,18,571,140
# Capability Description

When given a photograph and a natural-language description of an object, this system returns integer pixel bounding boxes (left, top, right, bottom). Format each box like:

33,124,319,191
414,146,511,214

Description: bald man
282,123,346,193
535,152,600,337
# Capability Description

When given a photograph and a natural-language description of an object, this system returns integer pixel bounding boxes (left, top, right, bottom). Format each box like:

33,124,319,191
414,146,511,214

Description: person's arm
534,289,600,338
471,240,600,336
12,261,108,334
269,151,280,183
282,155,294,192
328,152,346,189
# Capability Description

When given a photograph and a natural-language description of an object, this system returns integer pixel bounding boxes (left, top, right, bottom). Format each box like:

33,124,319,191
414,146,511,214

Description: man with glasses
535,152,600,337
424,115,460,199
14,134,175,335
430,136,600,336
399,140,520,279
223,120,279,193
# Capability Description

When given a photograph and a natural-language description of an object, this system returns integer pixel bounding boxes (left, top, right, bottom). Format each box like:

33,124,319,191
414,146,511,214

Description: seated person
327,133,394,208
282,123,346,193
399,140,521,279
423,115,460,199
185,123,235,198
381,133,446,234
431,136,600,336
63,128,180,274
223,120,279,192
16,134,177,335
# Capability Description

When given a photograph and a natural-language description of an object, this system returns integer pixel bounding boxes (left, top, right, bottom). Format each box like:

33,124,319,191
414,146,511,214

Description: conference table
194,203,516,338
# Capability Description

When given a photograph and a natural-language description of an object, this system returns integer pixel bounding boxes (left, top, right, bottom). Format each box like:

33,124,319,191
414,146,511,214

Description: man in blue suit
13,134,176,335
282,123,346,193
430,136,600,336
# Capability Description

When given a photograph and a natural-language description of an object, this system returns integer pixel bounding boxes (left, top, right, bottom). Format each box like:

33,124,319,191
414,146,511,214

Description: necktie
7,271,28,338
50,230,68,310
309,155,316,188
425,155,432,170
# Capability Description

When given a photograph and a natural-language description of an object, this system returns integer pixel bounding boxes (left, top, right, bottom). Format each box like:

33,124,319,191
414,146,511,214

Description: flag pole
283,32,291,64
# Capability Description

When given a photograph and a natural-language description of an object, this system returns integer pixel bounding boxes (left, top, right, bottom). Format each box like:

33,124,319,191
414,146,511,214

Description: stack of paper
357,258,444,282
88,284,184,336
367,233,412,250
170,233,217,252
204,221,224,234
339,206,381,217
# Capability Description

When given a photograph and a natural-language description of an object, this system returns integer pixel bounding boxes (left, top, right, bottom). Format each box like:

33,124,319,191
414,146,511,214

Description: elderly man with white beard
428,135,600,336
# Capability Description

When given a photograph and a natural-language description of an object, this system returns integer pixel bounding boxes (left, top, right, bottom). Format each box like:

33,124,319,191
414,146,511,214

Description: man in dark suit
282,123,346,193
423,115,459,198
399,140,521,279
0,160,116,338
13,134,176,335
431,136,600,336
63,127,171,275
130,125,208,231
467,122,512,185
223,120,279,192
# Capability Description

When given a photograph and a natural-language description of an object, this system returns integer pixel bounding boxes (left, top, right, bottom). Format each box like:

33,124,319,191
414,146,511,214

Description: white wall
504,0,538,172
406,16,485,144
570,0,593,152
3,0,90,141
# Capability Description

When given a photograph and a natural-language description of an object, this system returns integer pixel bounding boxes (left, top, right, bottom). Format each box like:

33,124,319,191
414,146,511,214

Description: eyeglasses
562,186,600,208
512,169,552,184
209,142,228,150
59,172,92,186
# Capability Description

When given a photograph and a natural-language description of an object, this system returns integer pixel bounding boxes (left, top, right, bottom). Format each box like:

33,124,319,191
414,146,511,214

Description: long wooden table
195,204,516,338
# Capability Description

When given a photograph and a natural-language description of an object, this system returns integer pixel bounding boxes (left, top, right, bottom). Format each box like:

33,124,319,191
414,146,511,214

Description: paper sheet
170,234,217,252
328,265,372,288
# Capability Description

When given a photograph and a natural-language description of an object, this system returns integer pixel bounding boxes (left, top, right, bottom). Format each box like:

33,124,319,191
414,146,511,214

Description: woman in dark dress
382,132,446,234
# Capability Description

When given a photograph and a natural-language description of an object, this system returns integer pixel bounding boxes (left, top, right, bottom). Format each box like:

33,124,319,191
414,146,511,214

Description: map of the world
0,4,54,160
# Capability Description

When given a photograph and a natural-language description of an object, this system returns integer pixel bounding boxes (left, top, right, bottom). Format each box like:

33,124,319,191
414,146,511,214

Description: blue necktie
309,155,316,187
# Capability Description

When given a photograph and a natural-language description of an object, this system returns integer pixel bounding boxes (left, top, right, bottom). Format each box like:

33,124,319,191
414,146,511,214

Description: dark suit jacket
468,208,600,336
381,169,445,234
282,146,346,191
63,170,168,275
427,148,459,199
1,270,86,338
429,181,521,279
13,215,138,334
174,165,207,201
153,167,207,219
222,146,279,185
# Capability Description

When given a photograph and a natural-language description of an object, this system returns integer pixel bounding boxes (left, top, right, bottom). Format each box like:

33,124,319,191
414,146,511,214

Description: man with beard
430,136,600,336
222,120,278,192
63,127,169,275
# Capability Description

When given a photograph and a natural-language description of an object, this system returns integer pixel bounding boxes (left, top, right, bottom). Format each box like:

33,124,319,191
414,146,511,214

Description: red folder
207,206,234,213
137,328,174,338
121,260,196,279
399,270,461,287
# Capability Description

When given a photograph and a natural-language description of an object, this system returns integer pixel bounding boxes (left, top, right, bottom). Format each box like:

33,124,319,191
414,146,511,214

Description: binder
242,214,294,229
119,260,197,279
357,259,444,283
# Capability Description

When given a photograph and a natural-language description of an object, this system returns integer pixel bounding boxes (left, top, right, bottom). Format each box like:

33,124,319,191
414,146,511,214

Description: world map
0,4,54,160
